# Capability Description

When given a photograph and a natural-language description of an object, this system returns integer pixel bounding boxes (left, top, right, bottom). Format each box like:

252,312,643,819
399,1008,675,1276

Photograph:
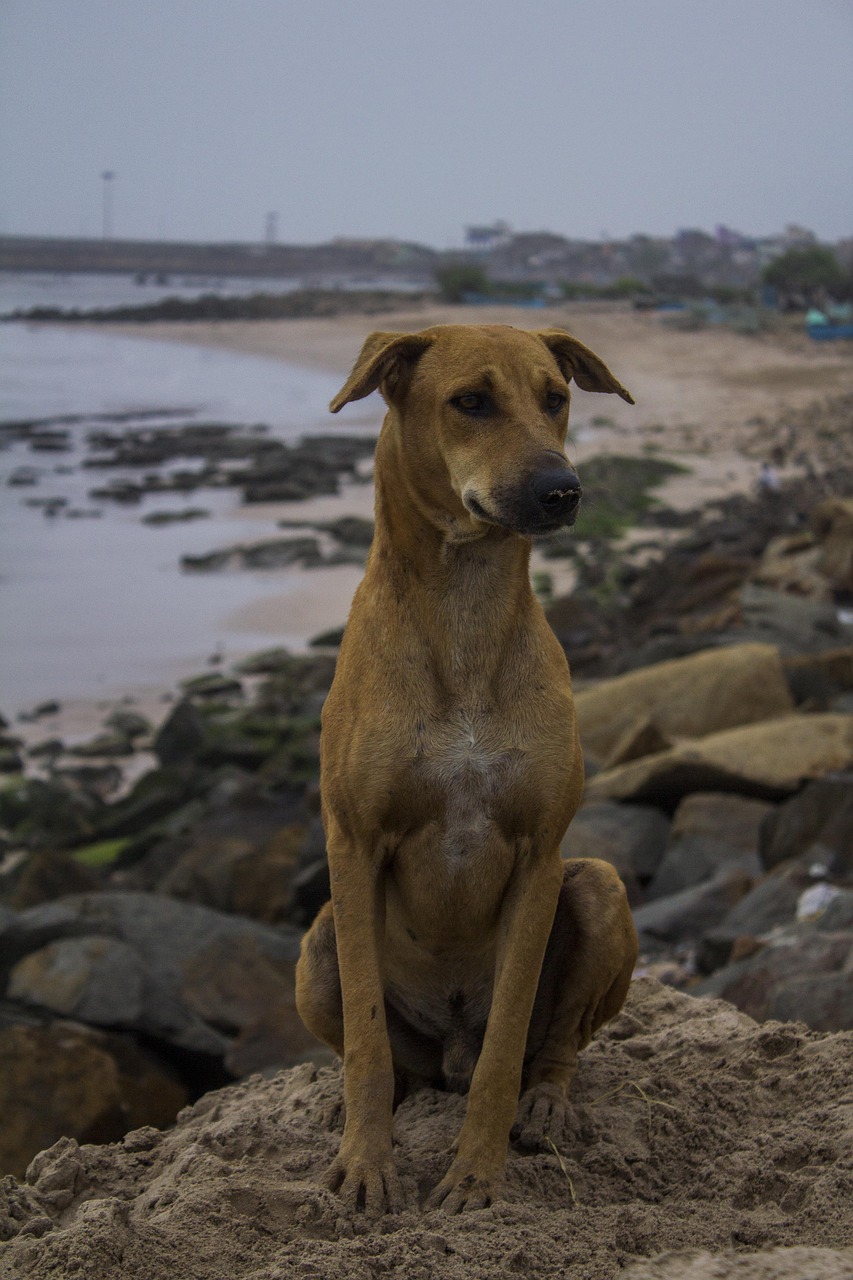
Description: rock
1,851,100,911
152,700,207,765
647,836,762,900
308,625,345,649
737,583,851,654
784,646,853,709
66,732,134,759
816,887,853,930
24,738,64,762
560,801,670,896
0,743,23,773
0,892,304,1065
240,536,320,569
234,647,295,675
0,1019,187,1178
574,644,795,765
323,515,374,547
0,776,103,850
7,935,226,1055
289,858,330,926
694,924,853,1030
179,672,243,700
584,713,853,806
141,508,209,525
750,530,828,599
812,495,853,592
707,857,815,940
670,792,775,851
180,934,322,1076
631,868,752,944
104,709,152,740
646,793,771,899
600,715,673,769
759,774,853,872
93,766,199,839
156,825,305,922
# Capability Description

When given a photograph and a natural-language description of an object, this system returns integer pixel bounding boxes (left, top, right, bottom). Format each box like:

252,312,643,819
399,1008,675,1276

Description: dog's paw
324,1149,403,1217
512,1081,572,1150
425,1158,499,1214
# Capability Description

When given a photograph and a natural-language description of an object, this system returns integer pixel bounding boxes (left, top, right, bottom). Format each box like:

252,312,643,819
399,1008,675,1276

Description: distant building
465,220,512,252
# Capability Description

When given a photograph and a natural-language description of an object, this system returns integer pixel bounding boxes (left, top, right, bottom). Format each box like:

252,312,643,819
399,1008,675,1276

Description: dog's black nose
531,467,582,519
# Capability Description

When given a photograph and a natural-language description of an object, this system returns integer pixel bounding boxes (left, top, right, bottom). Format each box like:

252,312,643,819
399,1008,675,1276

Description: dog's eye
546,391,567,414
452,393,489,414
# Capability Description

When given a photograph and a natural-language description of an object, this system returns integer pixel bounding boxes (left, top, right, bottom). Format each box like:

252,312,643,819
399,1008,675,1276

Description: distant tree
761,246,843,305
434,262,490,303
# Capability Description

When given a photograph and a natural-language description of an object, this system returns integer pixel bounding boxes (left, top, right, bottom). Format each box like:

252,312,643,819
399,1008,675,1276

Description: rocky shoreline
2,449,852,1176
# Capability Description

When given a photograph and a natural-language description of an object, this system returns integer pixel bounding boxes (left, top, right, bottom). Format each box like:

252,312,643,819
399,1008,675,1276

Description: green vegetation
761,246,844,301
433,262,547,305
434,263,491,302
72,838,131,868
542,454,689,552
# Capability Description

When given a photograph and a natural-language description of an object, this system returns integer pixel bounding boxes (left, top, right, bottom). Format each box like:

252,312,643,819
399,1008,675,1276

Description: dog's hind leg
295,901,345,1056
514,858,638,1149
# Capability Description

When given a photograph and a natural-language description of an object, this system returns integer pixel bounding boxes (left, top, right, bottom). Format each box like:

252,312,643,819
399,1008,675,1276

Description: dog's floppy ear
536,329,635,404
330,330,434,412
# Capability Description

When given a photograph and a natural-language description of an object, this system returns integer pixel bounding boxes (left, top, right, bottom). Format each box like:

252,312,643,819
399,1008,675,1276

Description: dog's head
330,324,633,538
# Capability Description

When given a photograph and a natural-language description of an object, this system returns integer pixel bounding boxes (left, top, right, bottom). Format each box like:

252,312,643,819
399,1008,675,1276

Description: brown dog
296,324,638,1214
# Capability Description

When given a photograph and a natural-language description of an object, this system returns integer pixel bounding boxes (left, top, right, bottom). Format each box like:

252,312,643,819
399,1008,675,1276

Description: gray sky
1,0,851,248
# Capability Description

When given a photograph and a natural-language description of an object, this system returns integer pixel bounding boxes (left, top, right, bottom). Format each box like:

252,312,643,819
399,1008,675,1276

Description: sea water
0,321,377,713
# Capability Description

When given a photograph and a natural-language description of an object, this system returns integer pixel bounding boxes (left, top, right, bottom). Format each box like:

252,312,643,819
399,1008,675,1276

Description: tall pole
101,170,116,240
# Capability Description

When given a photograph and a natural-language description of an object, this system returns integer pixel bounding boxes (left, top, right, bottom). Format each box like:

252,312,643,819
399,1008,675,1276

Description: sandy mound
3,979,853,1279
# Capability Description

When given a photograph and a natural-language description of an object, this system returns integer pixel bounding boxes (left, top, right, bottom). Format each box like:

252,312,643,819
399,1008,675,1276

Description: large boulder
694,922,853,1031
0,1017,187,1179
574,644,794,765
631,868,752,945
0,893,311,1068
812,495,853,592
646,793,771,899
759,774,853,872
584,713,853,806
560,801,670,898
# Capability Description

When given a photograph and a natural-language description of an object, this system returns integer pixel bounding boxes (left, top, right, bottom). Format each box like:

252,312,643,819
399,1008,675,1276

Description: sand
4,979,853,1279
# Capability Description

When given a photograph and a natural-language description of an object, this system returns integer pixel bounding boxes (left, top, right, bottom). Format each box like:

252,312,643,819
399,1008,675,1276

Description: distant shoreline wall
0,234,437,280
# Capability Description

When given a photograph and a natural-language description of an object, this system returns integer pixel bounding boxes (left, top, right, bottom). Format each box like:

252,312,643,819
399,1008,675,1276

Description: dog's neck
370,443,537,691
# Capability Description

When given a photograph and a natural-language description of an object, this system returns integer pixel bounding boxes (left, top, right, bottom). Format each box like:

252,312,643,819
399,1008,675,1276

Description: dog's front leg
325,833,402,1216
427,852,565,1213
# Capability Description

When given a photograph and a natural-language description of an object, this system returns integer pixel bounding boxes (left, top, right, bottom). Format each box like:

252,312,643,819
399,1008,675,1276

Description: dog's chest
414,713,524,858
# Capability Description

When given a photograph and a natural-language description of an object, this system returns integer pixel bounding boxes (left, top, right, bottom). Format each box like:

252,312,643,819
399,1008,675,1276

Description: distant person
758,461,780,494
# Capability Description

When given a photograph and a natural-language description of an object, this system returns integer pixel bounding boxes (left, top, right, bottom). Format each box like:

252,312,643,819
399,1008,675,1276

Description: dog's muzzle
464,465,583,534
530,467,582,522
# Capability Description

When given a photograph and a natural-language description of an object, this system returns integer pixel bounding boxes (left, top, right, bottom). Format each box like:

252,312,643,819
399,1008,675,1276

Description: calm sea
0,285,379,714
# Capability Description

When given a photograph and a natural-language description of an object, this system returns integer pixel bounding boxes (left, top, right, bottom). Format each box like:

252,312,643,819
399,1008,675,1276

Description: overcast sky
1,0,851,248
